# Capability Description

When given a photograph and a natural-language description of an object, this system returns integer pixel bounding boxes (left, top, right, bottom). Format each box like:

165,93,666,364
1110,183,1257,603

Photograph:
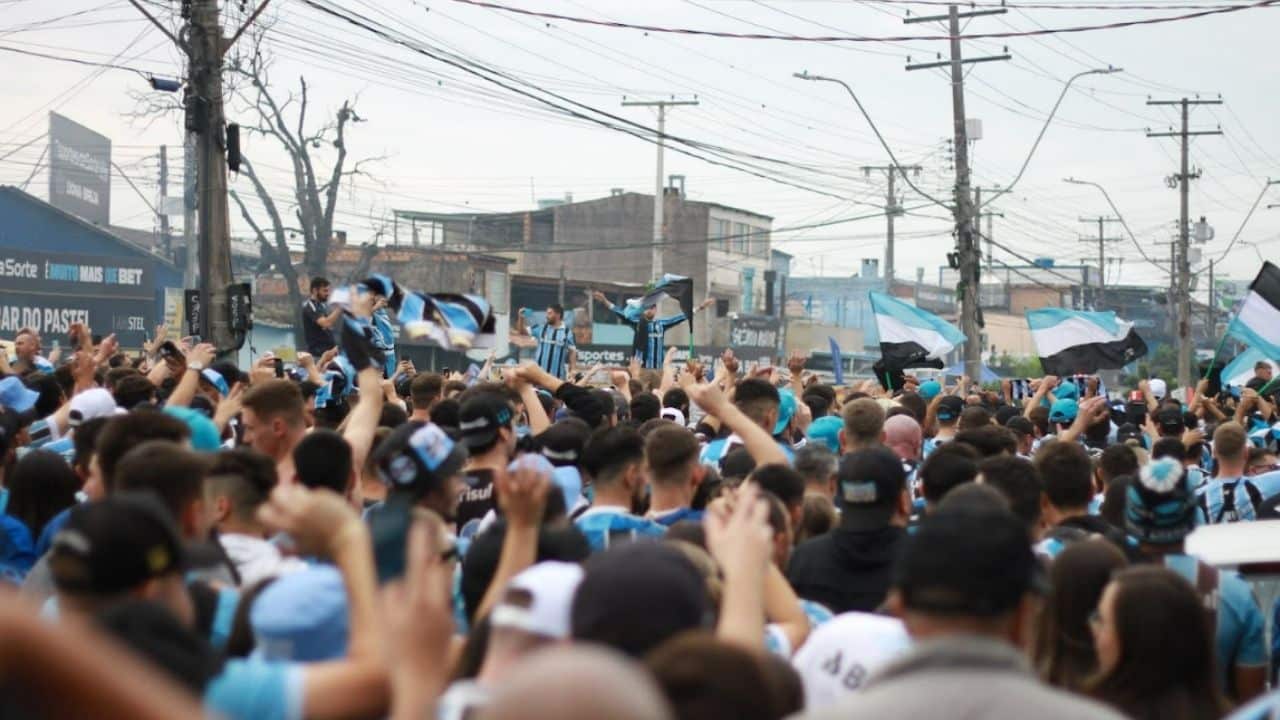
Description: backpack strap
1243,480,1264,519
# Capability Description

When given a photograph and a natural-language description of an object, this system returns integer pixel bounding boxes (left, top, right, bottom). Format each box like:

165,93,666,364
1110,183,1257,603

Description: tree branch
125,0,184,50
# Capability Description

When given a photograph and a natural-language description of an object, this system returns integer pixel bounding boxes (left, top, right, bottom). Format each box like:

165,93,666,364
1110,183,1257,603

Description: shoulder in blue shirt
574,510,667,552
205,658,305,720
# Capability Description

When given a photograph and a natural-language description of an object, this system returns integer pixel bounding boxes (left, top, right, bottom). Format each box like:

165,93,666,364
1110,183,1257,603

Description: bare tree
225,28,386,326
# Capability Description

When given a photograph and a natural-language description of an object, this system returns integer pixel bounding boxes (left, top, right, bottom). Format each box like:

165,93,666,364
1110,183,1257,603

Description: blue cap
1054,382,1079,400
1048,398,1078,424
163,406,222,452
251,565,349,662
200,368,230,397
918,380,942,400
0,376,39,414
806,416,843,453
774,388,797,436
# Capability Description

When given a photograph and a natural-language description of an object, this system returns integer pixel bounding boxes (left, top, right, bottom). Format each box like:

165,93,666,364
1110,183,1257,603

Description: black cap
1116,423,1144,446
893,507,1039,617
1156,406,1183,433
50,494,187,596
571,542,709,658
536,419,591,467
836,447,907,530
0,408,20,457
458,393,514,450
937,395,965,422
372,421,468,497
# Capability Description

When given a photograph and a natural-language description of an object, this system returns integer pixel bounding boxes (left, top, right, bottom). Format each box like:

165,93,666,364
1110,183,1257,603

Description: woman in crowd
1034,539,1128,692
1088,566,1228,720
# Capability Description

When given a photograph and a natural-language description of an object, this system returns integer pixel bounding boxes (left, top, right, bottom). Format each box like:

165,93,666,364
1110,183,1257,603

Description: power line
446,0,1280,42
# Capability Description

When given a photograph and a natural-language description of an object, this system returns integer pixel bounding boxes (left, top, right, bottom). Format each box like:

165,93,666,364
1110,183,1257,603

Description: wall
785,320,864,356
785,275,887,348
981,312,1038,358
1008,286,1069,316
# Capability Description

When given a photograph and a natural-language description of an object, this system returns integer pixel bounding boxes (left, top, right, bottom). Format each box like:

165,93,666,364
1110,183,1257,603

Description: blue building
0,186,183,348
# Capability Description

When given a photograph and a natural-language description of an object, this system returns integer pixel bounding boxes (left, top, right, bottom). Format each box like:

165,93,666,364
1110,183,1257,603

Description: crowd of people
2,293,1280,720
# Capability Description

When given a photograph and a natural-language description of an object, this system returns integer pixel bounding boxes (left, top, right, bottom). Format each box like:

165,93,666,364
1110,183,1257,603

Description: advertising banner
48,112,111,225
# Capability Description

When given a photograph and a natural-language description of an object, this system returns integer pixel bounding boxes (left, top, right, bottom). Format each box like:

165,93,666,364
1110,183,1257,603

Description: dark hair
802,393,831,421
1150,437,1186,462
1028,405,1051,437
733,379,780,427
459,522,590,623
113,373,158,409
793,444,837,489
1088,566,1227,720
630,393,661,424
896,392,926,424
96,411,192,494
919,442,979,505
804,384,837,414
379,402,409,429
748,464,805,510
582,426,646,484
720,447,757,482
645,425,701,486
797,494,837,543
23,372,64,418
113,441,210,524
957,406,992,431
662,387,690,414
1035,440,1094,511
1098,445,1139,487
979,455,1042,533
430,398,461,429
547,303,564,316
310,276,331,292
208,448,278,522
1034,540,1128,692
6,450,81,539
1100,475,1132,530
293,429,354,495
645,632,781,720
410,373,444,410
71,415,110,475
953,426,1017,458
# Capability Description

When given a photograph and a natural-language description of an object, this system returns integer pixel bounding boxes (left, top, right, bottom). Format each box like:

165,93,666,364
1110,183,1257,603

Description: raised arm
592,290,637,326
344,367,385,476
681,373,787,466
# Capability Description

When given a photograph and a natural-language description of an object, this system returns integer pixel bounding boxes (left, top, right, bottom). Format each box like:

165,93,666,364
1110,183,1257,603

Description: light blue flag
828,336,845,385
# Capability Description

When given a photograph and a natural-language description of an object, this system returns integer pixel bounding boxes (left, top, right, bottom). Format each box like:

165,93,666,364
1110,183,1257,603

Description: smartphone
273,357,284,379
157,340,181,359
369,498,413,583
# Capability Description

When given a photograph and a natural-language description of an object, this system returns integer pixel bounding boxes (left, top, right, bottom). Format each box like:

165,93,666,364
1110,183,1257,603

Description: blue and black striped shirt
610,307,687,369
529,322,576,379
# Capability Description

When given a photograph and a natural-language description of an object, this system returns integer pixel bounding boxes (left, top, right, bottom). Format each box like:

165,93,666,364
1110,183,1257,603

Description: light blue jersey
1165,554,1266,689
205,658,305,720
1197,471,1280,524
573,507,666,552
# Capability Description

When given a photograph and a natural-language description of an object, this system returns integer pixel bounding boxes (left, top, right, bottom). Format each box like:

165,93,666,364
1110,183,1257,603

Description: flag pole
1259,376,1279,397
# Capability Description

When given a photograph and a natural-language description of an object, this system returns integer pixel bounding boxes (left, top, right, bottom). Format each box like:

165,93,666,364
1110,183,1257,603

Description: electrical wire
446,0,1280,42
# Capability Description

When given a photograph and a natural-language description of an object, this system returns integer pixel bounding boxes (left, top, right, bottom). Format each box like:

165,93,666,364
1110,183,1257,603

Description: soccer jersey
609,306,687,369
573,505,666,552
528,322,576,379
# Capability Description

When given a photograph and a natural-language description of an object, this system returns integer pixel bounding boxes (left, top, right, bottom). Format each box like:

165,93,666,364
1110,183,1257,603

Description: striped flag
1227,262,1280,361
868,291,965,369
397,292,495,350
1221,348,1279,391
1026,308,1147,376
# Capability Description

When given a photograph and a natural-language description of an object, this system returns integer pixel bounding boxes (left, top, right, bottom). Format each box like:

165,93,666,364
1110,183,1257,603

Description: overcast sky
3,0,1277,301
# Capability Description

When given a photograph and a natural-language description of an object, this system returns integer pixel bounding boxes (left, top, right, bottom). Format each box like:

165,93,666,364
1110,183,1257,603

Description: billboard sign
0,248,154,346
729,314,781,353
48,112,111,225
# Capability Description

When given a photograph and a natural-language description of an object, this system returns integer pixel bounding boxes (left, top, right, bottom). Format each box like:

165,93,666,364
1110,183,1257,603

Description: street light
1062,176,1168,277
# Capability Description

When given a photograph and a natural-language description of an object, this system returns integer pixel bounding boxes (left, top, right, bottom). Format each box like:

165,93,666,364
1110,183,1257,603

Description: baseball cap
1125,457,1196,545
1048,398,1078,424
918,380,942,400
69,388,124,427
1116,423,1144,446
163,406,222,452
773,389,797,435
0,376,39,414
1156,406,1184,434
49,494,186,596
806,416,843,453
893,506,1040,617
536,420,591,467
1148,378,1167,401
251,565,349,662
936,395,964,422
1005,415,1034,438
373,422,468,496
491,561,585,640
458,394,514,450
1054,381,1079,400
659,407,686,426
199,369,230,397
791,613,911,711
836,447,907,531
571,542,709,658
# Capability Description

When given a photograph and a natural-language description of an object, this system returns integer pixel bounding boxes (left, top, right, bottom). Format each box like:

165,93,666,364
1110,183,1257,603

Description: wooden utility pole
906,5,1009,380
621,96,699,280
862,164,921,285
1078,216,1121,309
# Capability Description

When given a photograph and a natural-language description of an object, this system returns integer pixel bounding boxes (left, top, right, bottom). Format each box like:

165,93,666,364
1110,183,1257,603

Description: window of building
712,218,731,251
732,223,751,254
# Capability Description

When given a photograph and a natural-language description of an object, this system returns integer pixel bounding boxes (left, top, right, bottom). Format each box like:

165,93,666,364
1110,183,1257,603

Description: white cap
489,561,584,640
790,612,911,710
1148,378,1167,401
69,388,124,427
660,407,686,426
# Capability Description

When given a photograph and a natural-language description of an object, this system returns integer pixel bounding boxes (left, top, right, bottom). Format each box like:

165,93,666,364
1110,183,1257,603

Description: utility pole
906,5,1009,381
1207,258,1215,338
127,0,271,352
183,135,197,290
621,97,699,280
861,164,921,285
975,191,1003,271
159,144,171,260
1077,216,1121,309
1146,96,1221,397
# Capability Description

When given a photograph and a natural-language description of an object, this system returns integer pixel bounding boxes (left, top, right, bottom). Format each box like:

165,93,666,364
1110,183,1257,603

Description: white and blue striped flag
1227,262,1280,362
868,291,965,369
